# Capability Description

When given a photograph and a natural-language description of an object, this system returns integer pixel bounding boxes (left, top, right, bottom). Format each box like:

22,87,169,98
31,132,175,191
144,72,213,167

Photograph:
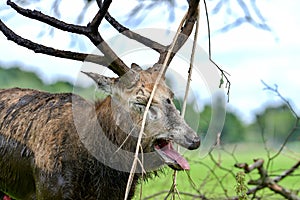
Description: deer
0,0,201,199
0,64,200,200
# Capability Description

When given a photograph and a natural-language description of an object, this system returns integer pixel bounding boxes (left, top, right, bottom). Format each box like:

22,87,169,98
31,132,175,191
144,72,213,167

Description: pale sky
0,0,299,123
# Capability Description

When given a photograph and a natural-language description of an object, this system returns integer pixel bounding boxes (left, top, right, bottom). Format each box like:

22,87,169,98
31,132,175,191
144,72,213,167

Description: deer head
82,63,200,171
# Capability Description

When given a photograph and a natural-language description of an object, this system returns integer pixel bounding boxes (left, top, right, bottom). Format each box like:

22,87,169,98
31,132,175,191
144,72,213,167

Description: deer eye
133,102,146,113
166,98,171,104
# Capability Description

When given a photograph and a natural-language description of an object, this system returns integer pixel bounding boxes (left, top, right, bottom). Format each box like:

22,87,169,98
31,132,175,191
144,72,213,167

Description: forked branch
3,0,130,76
1,0,207,77
235,159,300,200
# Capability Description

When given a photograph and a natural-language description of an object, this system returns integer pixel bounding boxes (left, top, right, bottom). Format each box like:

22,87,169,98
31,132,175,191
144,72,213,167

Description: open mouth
153,138,190,170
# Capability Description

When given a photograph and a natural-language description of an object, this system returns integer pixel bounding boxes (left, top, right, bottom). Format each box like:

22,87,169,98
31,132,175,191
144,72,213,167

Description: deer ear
81,71,116,93
149,63,161,72
147,64,166,80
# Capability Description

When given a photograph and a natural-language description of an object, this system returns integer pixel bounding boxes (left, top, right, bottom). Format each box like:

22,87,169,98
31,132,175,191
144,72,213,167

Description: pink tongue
161,143,190,170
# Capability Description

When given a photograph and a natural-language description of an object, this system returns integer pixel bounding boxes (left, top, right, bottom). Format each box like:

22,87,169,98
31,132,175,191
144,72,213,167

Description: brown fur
0,88,142,199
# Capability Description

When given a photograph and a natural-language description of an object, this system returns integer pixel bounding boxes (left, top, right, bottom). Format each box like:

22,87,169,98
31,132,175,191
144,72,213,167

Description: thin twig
203,0,231,102
156,0,200,68
170,5,200,200
209,152,236,178
144,190,207,200
198,160,230,198
124,8,189,200
261,80,299,118
261,81,300,161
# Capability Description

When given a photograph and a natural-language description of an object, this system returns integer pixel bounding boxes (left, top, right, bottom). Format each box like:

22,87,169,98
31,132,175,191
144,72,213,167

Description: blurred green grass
134,143,300,199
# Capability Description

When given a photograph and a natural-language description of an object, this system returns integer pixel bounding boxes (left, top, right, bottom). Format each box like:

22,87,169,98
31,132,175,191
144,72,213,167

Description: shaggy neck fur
96,96,152,152
92,96,145,198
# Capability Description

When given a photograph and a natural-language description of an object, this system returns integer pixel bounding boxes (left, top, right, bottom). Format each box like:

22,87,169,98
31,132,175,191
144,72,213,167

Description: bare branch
156,0,200,67
273,161,300,183
0,19,108,66
5,0,130,76
261,80,299,118
87,31,130,75
7,0,89,35
235,159,264,174
89,0,111,32
235,159,300,200
261,81,300,162
268,183,300,200
104,12,167,54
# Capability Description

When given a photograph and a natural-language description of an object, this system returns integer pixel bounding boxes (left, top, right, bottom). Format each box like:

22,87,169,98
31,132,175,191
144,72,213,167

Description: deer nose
186,135,201,150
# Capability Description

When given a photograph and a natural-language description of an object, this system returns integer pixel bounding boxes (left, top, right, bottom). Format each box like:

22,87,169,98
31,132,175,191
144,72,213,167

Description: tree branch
0,19,108,66
89,0,112,32
156,0,200,66
273,160,300,183
5,0,130,76
7,0,89,35
235,159,265,174
95,0,167,54
235,159,300,200
104,12,167,54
